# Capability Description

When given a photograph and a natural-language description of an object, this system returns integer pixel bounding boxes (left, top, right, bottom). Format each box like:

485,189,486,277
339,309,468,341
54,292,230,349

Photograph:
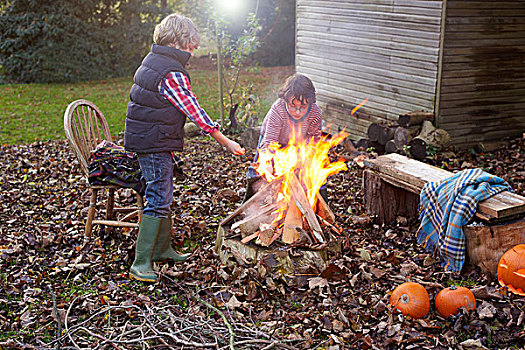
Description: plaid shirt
417,168,511,272
159,71,220,135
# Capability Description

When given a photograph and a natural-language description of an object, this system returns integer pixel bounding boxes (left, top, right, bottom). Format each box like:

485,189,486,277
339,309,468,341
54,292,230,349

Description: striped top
159,71,220,135
259,99,322,150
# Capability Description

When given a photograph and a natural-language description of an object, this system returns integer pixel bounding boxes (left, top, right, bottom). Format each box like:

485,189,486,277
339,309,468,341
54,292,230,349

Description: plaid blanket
417,168,512,272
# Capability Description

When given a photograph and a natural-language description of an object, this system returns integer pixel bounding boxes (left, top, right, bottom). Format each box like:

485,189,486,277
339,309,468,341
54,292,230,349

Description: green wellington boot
129,215,161,282
152,214,190,262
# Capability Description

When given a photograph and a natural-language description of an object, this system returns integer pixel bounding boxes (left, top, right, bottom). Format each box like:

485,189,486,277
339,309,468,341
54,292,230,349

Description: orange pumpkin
497,244,525,296
390,282,430,319
435,286,476,318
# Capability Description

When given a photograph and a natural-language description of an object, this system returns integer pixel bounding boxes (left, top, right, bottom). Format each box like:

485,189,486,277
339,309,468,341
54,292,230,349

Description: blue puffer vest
124,44,191,153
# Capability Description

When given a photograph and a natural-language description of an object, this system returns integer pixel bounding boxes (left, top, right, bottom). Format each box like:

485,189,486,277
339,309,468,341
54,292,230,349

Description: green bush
0,0,163,83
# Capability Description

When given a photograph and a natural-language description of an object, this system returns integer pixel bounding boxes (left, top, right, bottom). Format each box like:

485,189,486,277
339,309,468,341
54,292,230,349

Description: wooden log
367,123,381,142
393,126,419,150
241,231,260,244
378,125,395,145
385,140,399,154
464,217,525,276
343,138,356,153
355,138,371,150
221,178,282,227
412,121,451,153
231,202,280,237
316,192,335,225
255,224,275,247
363,153,525,222
408,138,427,160
288,172,325,243
398,110,434,127
370,141,385,154
317,214,342,235
363,169,419,224
215,225,336,275
283,201,302,244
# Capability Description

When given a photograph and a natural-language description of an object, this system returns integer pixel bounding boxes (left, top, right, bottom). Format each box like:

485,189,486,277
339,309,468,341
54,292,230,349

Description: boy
244,74,326,202
124,14,244,282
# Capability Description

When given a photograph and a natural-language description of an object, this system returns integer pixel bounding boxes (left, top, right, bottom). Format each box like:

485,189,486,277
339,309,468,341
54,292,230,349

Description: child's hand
225,140,245,155
210,130,245,155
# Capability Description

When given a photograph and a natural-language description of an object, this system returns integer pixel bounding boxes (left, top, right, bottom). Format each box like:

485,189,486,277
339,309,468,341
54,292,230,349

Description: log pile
354,110,451,160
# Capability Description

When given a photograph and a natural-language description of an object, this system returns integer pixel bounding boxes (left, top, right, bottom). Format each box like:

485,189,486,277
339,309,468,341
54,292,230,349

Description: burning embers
221,131,348,248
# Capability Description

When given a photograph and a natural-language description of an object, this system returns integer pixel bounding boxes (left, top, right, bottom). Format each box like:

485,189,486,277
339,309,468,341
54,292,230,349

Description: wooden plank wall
295,0,443,140
438,0,525,148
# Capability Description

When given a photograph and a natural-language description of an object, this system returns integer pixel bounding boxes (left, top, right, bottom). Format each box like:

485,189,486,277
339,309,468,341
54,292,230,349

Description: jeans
137,152,173,218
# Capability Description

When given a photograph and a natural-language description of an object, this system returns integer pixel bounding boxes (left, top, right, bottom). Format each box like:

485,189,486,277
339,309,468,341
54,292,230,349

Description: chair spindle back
64,99,112,177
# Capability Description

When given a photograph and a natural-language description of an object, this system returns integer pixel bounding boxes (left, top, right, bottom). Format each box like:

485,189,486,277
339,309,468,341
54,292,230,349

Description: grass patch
0,66,293,145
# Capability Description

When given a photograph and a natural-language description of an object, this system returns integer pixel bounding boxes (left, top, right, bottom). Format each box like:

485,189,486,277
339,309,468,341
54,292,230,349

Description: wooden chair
64,99,143,236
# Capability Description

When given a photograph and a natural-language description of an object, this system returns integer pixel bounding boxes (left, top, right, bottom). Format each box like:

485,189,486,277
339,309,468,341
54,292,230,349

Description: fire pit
215,132,348,274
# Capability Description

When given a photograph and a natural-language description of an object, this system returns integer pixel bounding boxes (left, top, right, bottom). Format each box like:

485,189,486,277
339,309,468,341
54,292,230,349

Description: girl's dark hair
278,74,316,105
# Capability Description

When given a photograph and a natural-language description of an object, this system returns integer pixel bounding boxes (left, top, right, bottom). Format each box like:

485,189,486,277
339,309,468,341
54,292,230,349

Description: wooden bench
363,153,525,275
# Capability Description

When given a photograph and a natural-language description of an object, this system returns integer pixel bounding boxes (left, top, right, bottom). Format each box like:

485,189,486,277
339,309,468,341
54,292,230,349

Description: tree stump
363,169,419,224
464,217,525,276
215,224,341,275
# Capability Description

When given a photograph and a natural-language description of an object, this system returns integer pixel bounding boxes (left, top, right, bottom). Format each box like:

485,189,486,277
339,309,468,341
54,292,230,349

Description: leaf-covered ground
1,135,524,349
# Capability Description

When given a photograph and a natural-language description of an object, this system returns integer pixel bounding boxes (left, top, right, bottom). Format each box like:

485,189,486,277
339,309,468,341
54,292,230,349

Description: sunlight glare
216,0,243,16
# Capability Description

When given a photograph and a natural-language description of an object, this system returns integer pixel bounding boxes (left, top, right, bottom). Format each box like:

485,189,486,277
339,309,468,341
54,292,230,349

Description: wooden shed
295,0,525,148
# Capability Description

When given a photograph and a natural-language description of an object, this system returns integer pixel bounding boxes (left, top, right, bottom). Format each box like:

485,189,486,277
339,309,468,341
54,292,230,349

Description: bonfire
220,130,349,248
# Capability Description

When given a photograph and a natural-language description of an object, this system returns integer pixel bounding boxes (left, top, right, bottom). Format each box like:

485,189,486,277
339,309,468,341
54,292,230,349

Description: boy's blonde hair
153,14,200,49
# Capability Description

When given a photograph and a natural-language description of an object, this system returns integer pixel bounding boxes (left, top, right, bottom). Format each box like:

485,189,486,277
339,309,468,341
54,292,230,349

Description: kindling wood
363,153,525,275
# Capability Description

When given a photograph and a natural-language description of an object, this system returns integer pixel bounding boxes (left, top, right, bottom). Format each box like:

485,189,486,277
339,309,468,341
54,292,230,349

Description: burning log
283,201,302,244
231,202,281,236
288,171,325,243
316,192,335,225
221,178,283,227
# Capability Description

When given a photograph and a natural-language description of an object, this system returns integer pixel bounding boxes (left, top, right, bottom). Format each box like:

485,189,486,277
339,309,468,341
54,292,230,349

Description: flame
350,98,369,116
254,128,348,222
